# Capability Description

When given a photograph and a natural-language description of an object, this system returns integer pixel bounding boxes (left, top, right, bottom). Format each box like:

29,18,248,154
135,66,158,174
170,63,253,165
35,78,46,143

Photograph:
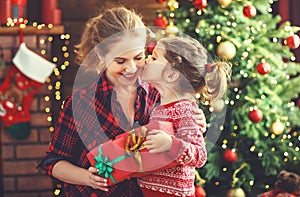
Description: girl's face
141,43,170,84
105,35,146,87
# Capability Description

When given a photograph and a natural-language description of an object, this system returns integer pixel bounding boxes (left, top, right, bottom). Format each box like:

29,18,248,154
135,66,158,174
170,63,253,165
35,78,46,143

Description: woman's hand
87,167,109,191
145,130,173,153
192,107,206,132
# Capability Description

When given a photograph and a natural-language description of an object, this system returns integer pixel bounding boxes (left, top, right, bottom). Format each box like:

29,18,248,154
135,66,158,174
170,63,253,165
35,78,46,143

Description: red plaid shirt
39,70,160,197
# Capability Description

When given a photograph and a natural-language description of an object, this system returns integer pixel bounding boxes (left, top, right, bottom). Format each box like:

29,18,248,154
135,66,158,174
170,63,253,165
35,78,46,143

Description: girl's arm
146,103,207,168
146,126,207,168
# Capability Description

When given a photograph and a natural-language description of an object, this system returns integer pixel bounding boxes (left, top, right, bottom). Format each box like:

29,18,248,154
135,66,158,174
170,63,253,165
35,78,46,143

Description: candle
11,0,27,23
0,0,12,24
41,0,59,24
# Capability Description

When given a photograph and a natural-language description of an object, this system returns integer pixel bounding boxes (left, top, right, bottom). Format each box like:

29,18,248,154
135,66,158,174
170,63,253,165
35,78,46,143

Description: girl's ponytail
205,61,232,102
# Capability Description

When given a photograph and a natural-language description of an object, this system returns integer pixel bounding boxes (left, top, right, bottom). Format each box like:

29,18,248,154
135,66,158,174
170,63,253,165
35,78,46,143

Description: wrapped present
87,120,177,185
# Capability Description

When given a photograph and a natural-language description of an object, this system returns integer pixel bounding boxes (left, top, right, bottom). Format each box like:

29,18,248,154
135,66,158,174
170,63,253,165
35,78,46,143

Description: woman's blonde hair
159,36,232,103
74,6,146,68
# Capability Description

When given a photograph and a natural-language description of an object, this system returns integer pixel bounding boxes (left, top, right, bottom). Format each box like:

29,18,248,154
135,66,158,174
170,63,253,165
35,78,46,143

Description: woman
39,7,205,197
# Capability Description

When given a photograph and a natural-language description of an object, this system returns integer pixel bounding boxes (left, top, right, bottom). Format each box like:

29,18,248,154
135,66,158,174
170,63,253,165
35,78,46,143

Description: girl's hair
159,37,232,102
74,6,145,67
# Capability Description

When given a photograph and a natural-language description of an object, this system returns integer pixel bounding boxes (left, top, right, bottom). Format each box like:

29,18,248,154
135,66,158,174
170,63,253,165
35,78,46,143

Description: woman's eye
135,56,143,61
151,56,157,61
115,59,125,64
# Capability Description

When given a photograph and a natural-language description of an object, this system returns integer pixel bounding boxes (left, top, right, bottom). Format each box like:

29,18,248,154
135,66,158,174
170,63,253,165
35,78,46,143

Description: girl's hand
87,167,109,191
145,129,173,153
192,107,206,132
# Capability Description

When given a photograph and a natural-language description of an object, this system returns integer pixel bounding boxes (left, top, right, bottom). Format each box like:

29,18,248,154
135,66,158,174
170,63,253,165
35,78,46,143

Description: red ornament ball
248,109,263,123
256,62,271,75
195,185,206,197
243,5,257,18
154,16,168,28
224,149,237,162
193,0,208,10
286,34,300,49
156,0,166,3
146,41,156,54
297,99,300,109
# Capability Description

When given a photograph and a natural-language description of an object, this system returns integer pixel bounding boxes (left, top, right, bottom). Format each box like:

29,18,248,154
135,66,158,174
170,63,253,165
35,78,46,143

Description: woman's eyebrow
115,52,144,60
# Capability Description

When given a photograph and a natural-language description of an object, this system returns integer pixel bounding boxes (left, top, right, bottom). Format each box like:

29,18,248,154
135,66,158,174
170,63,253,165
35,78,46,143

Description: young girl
38,7,206,197
138,36,232,197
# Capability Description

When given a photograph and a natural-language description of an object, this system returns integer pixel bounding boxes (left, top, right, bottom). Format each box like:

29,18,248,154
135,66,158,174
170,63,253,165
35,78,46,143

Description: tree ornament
243,5,257,18
248,109,263,123
166,22,179,37
154,14,168,28
146,41,156,54
195,185,206,197
297,99,300,109
256,62,271,75
217,41,236,60
224,149,237,162
156,0,166,3
195,170,206,197
212,99,225,112
226,188,246,197
270,120,285,135
193,0,208,10
286,34,300,49
167,0,179,11
217,0,232,7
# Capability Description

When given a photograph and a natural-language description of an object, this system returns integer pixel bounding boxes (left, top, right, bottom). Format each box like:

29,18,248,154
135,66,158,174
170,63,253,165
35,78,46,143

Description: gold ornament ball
226,188,246,197
166,22,179,37
212,99,225,112
270,121,285,135
218,0,232,7
217,41,236,60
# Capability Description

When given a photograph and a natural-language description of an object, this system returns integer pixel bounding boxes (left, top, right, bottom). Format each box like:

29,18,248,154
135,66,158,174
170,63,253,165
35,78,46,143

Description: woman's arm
52,161,108,191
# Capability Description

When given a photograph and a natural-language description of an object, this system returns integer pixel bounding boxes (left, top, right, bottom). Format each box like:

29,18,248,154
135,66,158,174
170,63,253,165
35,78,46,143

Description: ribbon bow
94,144,129,183
125,126,148,172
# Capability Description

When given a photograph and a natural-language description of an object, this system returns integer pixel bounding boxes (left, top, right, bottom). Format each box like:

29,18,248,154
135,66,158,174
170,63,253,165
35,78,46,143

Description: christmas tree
151,0,300,196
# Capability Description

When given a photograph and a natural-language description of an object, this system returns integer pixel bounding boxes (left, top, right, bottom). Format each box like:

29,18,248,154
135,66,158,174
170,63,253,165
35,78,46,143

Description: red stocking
0,43,55,139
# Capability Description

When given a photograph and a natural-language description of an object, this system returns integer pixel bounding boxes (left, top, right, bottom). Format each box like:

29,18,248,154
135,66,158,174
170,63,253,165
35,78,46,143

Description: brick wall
0,35,54,196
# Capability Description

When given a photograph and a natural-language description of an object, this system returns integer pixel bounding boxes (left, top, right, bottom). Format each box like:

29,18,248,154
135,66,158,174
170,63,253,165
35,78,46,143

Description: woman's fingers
88,167,108,191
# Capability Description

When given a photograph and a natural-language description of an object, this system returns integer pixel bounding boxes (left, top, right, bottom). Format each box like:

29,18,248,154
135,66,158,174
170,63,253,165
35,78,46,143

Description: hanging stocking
0,43,56,140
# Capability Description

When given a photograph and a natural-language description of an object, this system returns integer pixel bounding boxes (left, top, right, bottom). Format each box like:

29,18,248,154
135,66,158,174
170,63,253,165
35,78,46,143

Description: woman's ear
165,70,180,83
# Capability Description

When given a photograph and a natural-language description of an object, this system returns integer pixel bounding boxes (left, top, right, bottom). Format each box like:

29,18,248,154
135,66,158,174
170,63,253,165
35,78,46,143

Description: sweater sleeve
167,107,207,168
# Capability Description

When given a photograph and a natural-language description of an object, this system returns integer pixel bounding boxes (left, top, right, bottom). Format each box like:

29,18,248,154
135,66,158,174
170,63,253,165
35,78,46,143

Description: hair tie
205,63,212,73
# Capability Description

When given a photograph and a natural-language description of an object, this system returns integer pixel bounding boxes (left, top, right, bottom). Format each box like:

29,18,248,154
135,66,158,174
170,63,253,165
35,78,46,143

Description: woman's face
141,43,169,85
104,35,146,87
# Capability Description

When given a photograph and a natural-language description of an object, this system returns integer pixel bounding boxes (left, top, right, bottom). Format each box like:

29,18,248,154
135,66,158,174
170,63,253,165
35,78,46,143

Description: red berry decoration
193,0,208,10
195,185,206,197
286,34,300,49
147,41,156,54
256,62,271,75
154,16,168,28
156,0,166,3
243,5,257,18
224,149,237,162
297,99,300,109
2,99,16,111
248,109,263,123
